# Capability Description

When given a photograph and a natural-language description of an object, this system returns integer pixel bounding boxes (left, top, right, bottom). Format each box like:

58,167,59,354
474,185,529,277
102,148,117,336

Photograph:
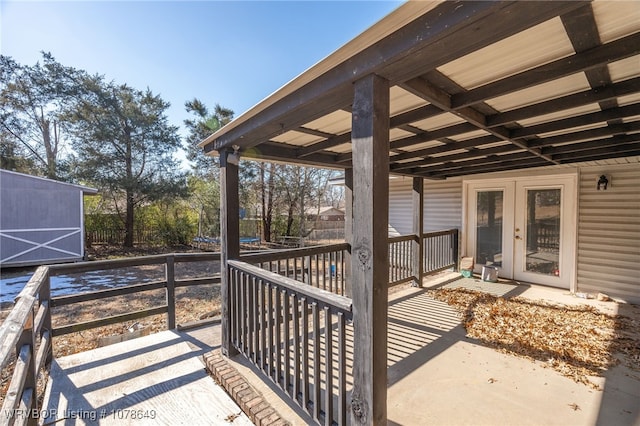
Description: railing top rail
240,243,349,264
228,260,352,313
0,266,49,371
173,252,221,262
0,294,36,372
388,234,417,243
47,251,224,275
422,228,458,238
48,254,169,275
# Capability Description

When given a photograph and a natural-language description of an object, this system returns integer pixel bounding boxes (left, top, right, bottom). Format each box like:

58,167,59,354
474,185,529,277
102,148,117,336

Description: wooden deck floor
41,327,252,425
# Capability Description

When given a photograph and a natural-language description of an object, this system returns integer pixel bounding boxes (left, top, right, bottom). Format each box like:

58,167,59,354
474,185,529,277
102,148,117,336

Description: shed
0,170,97,267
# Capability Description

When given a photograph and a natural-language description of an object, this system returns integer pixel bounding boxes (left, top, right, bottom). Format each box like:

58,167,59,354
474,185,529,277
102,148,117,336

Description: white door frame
463,174,577,291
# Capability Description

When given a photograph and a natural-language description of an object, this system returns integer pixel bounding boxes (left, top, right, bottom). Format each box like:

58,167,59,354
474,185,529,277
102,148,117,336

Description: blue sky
1,1,402,143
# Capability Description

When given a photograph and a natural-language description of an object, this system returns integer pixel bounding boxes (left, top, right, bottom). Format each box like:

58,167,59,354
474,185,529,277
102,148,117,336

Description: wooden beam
529,121,640,148
242,141,345,168
543,134,640,157
422,156,549,179
486,77,640,127
511,103,640,139
388,135,501,166
412,177,424,286
297,132,352,157
401,76,557,164
350,74,389,425
219,148,240,357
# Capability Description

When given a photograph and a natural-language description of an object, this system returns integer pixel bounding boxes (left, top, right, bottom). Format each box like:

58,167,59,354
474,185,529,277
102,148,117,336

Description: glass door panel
476,191,504,267
524,189,561,276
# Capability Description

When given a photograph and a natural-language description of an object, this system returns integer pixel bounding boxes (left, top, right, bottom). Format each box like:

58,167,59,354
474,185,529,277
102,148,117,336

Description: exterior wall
576,163,640,304
0,170,93,267
388,176,463,234
423,179,463,232
388,177,413,234
386,159,640,304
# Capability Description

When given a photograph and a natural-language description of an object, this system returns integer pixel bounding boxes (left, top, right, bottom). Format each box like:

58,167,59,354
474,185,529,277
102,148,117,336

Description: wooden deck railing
0,267,51,426
241,243,349,296
0,230,458,424
388,229,459,287
0,252,221,424
388,235,415,286
422,229,459,275
228,260,352,426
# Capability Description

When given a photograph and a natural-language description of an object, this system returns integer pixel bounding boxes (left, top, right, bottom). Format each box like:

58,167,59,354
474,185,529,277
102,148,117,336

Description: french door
465,176,576,289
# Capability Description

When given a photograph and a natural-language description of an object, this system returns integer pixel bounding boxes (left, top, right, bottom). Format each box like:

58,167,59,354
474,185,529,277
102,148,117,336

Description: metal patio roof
200,0,640,179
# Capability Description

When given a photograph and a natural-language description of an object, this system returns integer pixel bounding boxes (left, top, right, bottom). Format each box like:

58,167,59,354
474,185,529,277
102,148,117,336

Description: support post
350,74,389,426
220,149,240,357
38,271,53,365
344,168,353,298
165,255,176,329
412,177,424,286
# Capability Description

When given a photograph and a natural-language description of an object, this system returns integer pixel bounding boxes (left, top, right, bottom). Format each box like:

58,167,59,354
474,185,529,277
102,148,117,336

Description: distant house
0,170,97,267
305,206,345,222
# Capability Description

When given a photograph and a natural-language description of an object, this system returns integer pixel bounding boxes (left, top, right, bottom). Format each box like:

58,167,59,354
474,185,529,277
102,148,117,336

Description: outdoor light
597,174,609,190
227,145,241,166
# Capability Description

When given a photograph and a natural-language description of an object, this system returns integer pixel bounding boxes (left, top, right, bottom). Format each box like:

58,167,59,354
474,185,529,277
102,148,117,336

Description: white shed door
466,176,576,289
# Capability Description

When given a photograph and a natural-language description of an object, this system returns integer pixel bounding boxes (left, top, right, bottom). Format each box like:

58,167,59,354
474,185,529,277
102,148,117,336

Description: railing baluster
324,252,329,290
249,277,259,364
283,289,291,396
293,294,301,402
275,286,282,384
259,279,267,371
302,297,310,414
267,283,274,382
337,312,346,426
314,254,319,288
312,302,321,422
231,269,238,347
240,271,247,355
324,306,333,426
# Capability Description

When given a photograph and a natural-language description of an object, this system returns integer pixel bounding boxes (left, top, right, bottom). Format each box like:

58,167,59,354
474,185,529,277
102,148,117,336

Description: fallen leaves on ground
427,288,640,389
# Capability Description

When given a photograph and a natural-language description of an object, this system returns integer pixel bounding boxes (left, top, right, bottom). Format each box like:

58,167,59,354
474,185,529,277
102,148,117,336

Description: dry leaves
427,288,640,389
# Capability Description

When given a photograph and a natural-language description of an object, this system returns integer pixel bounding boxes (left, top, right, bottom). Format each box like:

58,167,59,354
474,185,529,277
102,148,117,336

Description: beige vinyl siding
423,179,462,232
388,177,463,235
577,163,640,304
388,177,413,235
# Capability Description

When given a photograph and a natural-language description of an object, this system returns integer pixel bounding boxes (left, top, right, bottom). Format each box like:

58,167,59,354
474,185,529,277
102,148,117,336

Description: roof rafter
452,31,640,109
399,75,557,164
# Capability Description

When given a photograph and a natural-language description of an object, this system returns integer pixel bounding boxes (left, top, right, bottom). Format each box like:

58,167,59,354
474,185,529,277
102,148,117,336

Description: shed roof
0,169,98,194
200,0,640,179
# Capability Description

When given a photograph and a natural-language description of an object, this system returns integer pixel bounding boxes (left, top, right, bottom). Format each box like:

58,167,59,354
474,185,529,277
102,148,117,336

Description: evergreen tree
67,76,185,247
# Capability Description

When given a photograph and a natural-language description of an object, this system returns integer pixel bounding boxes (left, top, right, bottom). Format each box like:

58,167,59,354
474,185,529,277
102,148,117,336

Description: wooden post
17,309,38,415
350,73,389,426
165,255,176,329
38,271,53,365
344,168,353,298
412,177,424,286
220,148,240,357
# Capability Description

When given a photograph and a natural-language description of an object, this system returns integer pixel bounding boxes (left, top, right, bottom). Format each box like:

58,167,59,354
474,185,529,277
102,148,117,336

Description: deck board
41,330,252,425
